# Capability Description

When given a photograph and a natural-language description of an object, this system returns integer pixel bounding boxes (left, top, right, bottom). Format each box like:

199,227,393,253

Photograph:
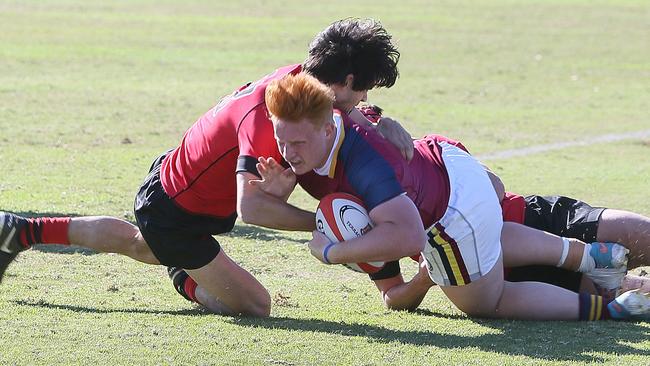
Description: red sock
183,276,199,304
19,217,71,247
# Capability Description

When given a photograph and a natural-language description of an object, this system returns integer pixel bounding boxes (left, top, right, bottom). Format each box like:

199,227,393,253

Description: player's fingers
281,168,294,178
256,162,268,175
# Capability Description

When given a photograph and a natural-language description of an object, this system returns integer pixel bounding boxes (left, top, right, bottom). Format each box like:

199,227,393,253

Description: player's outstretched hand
376,116,414,161
309,230,333,264
249,157,296,200
418,257,436,287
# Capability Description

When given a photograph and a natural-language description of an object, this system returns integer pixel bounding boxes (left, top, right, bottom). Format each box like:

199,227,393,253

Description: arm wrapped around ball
310,193,426,270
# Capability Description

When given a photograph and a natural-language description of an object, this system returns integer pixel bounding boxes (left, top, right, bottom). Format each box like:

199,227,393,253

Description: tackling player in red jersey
258,72,650,321
0,19,413,317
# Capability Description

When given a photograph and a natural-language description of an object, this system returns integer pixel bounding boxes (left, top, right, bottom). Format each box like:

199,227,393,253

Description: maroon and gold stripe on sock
579,292,611,321
429,223,471,286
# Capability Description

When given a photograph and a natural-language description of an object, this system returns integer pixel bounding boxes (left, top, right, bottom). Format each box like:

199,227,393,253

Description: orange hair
265,72,334,125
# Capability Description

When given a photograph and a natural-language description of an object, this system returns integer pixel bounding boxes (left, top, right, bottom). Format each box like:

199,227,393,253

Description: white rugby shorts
421,141,503,286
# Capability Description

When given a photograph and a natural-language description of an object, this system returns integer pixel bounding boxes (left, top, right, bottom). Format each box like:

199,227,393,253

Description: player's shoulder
416,133,469,154
216,64,303,116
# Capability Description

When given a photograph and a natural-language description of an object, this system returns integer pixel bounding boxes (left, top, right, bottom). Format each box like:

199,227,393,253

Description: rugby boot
589,242,629,269
608,290,650,321
0,212,29,283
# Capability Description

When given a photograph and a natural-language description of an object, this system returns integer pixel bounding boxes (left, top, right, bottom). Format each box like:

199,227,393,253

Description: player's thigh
597,209,650,266
440,254,505,316
186,249,270,317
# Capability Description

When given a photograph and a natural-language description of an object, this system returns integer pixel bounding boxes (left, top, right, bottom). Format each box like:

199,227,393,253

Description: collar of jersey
314,112,344,178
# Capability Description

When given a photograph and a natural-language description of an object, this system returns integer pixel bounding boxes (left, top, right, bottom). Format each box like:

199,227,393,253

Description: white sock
577,243,595,273
556,237,570,267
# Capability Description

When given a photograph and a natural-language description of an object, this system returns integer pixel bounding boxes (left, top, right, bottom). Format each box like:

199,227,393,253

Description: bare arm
374,260,436,311
236,172,315,231
348,108,414,161
309,194,426,263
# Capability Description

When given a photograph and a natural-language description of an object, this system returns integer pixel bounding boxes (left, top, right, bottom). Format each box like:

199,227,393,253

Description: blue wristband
323,243,336,264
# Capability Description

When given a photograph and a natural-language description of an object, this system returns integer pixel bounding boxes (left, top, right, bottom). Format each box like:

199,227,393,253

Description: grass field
1,1,649,365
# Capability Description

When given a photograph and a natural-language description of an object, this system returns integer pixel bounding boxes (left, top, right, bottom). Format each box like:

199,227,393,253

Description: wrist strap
323,243,336,264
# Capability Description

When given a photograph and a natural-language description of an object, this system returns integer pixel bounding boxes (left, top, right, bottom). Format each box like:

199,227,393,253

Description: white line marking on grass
477,129,650,162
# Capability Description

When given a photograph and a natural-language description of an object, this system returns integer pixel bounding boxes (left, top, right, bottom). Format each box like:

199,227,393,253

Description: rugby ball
315,192,385,274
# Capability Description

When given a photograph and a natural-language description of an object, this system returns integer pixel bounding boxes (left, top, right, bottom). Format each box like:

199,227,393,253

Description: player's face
273,116,335,175
330,75,369,113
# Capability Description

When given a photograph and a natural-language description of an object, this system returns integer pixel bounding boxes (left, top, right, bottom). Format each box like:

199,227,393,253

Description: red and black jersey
160,64,301,217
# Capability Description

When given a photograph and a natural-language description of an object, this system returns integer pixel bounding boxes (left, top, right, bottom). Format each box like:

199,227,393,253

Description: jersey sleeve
340,130,405,211
369,260,401,280
235,105,282,177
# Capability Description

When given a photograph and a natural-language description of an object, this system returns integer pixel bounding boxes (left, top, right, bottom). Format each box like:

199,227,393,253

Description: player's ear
344,74,354,89
324,118,335,137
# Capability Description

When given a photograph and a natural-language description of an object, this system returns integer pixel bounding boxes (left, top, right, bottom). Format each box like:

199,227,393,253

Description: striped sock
183,276,199,304
169,267,200,304
579,292,612,321
19,217,71,247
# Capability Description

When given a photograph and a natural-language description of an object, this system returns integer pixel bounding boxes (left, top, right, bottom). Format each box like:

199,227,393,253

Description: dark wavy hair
303,18,400,91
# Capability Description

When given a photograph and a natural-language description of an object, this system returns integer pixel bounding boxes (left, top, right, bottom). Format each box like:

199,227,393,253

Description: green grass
1,0,649,365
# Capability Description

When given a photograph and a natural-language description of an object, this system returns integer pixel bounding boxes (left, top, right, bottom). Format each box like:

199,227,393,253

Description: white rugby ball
315,192,385,274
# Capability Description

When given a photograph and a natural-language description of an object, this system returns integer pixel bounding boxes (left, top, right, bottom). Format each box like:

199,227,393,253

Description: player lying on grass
361,103,650,274
257,72,650,320
357,104,650,306
0,18,414,317
371,255,650,314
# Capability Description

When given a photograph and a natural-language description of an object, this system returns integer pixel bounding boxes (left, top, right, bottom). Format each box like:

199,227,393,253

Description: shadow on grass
228,315,650,362
12,299,207,316
13,298,649,362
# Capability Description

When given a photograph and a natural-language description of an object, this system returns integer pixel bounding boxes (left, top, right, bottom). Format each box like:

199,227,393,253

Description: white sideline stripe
476,129,650,162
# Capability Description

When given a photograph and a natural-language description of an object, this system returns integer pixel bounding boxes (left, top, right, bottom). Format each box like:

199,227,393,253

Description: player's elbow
237,196,262,225
397,229,426,258
383,296,418,312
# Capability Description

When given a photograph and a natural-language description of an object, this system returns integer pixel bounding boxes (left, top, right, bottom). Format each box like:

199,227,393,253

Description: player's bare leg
620,274,650,293
68,216,159,264
440,254,650,320
500,222,627,272
185,250,271,317
0,212,159,283
440,254,579,320
596,209,650,268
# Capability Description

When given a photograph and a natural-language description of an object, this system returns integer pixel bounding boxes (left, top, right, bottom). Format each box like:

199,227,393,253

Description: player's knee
127,231,159,264
457,303,498,318
452,291,502,318
243,292,272,317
